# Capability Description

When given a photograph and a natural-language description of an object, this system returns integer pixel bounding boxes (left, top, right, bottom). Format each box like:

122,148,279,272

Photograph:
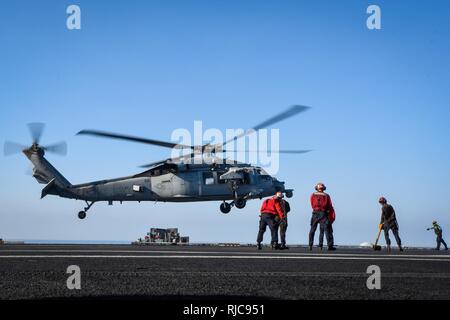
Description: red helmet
378,197,387,204
315,182,326,191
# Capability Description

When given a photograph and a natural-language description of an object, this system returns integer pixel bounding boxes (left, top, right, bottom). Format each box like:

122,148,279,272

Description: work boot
257,243,262,250
280,244,289,250
399,246,404,252
309,245,313,251
328,246,337,251
271,242,279,250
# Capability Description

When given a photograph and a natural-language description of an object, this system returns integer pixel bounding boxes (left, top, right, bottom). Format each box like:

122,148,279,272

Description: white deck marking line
1,255,450,262
1,249,449,259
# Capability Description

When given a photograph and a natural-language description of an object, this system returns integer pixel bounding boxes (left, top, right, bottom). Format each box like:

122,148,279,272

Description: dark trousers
437,235,448,250
319,222,334,247
257,213,279,244
383,224,401,246
309,212,332,247
279,220,288,245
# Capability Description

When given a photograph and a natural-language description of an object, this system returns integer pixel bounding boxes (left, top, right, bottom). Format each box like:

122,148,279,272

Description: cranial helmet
315,182,326,191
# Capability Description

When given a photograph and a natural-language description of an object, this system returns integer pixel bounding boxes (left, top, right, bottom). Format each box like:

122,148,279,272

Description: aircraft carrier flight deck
1,244,449,300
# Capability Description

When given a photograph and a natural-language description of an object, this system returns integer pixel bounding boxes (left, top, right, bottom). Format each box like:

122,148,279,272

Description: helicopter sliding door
199,171,229,200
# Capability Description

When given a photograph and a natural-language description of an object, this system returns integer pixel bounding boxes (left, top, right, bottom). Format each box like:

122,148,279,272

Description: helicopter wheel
235,198,246,209
220,202,231,214
78,211,87,219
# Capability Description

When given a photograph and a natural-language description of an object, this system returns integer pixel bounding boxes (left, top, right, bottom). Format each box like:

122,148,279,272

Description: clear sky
1,0,449,246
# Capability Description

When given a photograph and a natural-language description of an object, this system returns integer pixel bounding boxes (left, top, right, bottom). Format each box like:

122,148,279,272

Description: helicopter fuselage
12,104,307,218
52,162,289,203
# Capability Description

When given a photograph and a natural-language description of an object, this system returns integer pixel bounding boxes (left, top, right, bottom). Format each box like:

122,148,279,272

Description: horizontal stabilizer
41,178,57,199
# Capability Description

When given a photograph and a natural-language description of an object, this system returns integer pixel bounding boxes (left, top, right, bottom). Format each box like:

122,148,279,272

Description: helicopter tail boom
23,149,72,190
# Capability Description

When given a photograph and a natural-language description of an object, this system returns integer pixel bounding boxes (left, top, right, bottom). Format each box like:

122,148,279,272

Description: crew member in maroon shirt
309,182,336,251
257,191,285,250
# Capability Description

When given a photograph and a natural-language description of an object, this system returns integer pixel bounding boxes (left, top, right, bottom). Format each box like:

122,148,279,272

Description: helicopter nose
273,178,285,191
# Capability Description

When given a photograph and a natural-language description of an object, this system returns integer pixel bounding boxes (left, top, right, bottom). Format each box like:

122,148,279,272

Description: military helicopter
4,105,310,219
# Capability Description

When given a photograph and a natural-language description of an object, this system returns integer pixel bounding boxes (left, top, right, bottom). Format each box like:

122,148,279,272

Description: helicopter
3,105,310,219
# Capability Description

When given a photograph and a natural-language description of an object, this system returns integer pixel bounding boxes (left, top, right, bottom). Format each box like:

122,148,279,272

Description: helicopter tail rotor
4,123,68,157
4,123,72,188
3,141,28,156
28,122,45,145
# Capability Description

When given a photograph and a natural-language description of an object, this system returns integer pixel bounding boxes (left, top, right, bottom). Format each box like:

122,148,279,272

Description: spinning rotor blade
5,123,68,158
27,122,45,144
43,141,67,156
139,160,167,168
222,149,312,154
82,105,311,167
139,153,197,168
222,105,310,148
3,141,27,156
77,130,194,150
253,105,310,131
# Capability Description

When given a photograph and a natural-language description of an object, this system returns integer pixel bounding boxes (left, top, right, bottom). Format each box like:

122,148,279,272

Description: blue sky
1,0,449,246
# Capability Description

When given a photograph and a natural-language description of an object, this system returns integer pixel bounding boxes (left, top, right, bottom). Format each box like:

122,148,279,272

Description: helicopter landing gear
220,202,231,214
235,198,246,209
220,197,246,213
78,201,95,219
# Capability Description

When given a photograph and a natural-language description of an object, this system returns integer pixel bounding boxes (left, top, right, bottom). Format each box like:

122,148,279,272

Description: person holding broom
378,197,403,252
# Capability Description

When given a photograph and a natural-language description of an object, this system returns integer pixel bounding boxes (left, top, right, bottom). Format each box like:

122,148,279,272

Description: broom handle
375,224,383,245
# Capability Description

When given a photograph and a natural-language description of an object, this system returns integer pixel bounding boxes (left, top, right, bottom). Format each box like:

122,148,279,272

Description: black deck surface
1,244,449,300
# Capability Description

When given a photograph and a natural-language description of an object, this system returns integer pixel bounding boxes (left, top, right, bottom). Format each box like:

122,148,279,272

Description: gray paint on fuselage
27,151,287,204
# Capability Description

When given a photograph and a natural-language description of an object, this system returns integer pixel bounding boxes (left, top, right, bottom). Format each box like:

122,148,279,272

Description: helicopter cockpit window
256,168,271,181
203,172,214,185
256,168,269,175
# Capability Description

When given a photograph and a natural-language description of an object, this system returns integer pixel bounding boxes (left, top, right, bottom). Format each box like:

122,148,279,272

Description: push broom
372,224,383,251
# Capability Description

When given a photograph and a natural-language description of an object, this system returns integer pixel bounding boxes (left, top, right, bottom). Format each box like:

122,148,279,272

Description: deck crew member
278,198,291,250
309,182,336,251
427,221,448,250
257,191,284,250
378,197,403,252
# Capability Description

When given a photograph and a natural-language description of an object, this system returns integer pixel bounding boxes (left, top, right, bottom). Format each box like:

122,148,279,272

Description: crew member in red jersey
309,182,336,251
257,191,284,250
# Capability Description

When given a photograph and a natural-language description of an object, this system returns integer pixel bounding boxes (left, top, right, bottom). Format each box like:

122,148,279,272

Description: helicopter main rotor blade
221,149,312,154
253,105,310,131
139,153,196,168
139,160,167,168
3,141,27,156
43,141,67,156
139,149,310,168
77,130,194,150
27,122,45,144
221,105,310,148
